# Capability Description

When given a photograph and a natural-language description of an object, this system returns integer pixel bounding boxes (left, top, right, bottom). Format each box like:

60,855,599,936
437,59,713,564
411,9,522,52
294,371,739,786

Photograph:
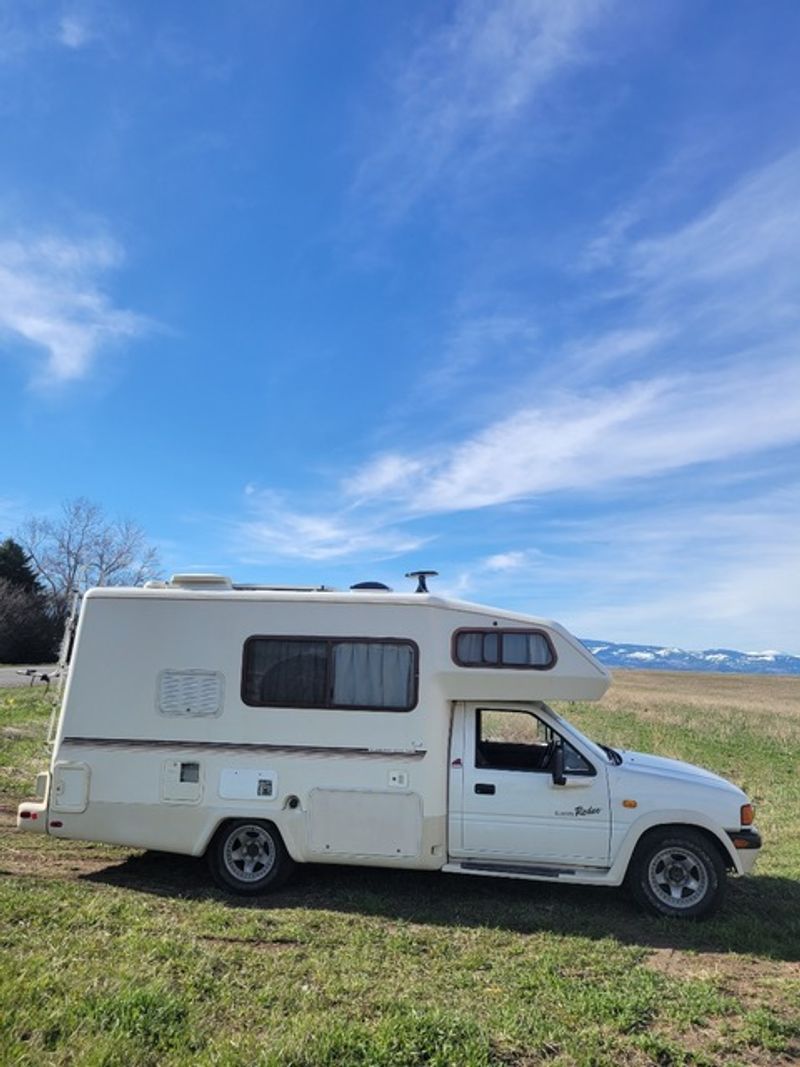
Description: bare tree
18,497,161,623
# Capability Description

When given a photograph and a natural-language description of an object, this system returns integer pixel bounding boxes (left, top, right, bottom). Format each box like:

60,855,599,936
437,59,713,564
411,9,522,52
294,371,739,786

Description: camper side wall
49,593,453,868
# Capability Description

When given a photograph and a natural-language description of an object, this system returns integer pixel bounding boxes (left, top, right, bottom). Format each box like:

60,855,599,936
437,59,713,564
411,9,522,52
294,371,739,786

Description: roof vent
169,574,233,590
405,570,438,593
350,581,392,592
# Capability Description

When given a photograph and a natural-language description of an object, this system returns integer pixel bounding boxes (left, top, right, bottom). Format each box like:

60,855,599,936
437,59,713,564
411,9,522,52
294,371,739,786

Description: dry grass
603,670,800,723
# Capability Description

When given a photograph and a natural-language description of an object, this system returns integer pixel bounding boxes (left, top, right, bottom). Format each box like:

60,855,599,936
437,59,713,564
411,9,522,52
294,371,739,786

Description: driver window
476,709,592,774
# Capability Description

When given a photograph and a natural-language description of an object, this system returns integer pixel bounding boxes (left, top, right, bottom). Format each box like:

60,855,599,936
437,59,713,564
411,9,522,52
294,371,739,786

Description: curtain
332,641,413,708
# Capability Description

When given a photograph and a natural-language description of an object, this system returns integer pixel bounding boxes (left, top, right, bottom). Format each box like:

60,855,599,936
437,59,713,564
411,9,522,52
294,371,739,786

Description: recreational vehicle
17,572,761,918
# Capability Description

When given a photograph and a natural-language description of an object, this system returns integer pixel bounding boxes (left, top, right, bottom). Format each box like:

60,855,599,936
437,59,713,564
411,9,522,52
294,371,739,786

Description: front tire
627,829,726,919
208,820,295,895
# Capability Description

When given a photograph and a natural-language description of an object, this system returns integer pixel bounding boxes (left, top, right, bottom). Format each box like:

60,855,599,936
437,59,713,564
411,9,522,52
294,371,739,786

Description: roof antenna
405,570,438,593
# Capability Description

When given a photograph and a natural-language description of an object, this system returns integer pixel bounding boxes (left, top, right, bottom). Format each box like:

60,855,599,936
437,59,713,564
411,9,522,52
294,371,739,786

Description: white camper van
18,573,761,918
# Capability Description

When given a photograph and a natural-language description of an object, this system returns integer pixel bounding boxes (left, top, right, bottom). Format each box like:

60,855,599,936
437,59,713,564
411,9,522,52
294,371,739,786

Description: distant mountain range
581,640,800,676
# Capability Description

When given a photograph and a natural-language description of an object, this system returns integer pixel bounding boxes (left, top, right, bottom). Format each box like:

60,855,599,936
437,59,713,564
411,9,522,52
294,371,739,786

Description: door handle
474,783,495,795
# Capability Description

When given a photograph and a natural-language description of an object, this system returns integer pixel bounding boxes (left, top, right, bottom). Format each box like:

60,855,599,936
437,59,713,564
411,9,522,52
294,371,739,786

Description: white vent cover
158,670,224,717
169,574,233,590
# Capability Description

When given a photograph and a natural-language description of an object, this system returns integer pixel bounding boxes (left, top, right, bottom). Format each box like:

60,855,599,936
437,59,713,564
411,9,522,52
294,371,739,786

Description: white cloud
229,151,800,654
435,483,800,651
0,2,107,61
484,550,537,572
558,488,800,652
342,356,800,514
58,13,94,49
232,490,429,563
0,232,147,385
346,454,428,501
354,0,611,219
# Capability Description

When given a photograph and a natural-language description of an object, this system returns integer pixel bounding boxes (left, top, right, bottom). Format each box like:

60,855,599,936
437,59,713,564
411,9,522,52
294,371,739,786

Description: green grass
1,679,799,1065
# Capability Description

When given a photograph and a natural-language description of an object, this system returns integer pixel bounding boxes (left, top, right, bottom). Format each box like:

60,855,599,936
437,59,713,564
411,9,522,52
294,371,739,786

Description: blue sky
1,0,799,653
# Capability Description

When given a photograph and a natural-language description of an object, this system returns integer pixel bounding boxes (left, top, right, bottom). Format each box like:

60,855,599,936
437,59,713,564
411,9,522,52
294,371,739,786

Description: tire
208,819,295,895
627,829,726,919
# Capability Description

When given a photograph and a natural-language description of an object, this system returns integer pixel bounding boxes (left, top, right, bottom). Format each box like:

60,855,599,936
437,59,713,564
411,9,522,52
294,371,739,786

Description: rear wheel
208,819,295,895
627,829,726,919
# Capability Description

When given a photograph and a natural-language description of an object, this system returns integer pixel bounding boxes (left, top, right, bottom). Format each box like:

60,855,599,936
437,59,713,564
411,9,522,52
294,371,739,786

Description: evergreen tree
0,539,43,595
0,538,58,663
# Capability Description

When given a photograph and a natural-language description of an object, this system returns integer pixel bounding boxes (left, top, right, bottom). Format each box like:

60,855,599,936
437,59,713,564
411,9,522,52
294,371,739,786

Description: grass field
1,672,799,1066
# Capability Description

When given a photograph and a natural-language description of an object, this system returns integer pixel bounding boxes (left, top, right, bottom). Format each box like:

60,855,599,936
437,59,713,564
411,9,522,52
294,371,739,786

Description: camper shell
18,574,761,918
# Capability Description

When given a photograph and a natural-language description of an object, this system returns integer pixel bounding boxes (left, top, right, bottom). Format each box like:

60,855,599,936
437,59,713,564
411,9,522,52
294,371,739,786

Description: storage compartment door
308,789,422,858
52,762,90,813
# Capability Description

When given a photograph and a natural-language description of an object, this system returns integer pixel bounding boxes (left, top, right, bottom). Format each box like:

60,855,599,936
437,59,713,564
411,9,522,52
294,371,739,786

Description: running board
442,860,614,884
460,860,575,877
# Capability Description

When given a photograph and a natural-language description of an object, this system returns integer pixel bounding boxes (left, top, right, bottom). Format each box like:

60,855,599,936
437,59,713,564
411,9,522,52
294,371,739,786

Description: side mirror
551,741,567,786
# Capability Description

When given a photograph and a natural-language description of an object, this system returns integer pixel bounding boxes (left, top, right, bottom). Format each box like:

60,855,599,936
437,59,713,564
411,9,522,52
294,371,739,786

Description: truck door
449,705,610,867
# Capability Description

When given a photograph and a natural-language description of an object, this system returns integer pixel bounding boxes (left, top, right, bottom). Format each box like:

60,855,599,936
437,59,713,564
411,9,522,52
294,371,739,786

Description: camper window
453,629,555,670
242,637,418,710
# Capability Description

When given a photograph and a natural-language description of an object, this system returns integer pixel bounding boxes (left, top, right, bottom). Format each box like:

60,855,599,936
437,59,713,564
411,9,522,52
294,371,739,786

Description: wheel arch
198,812,303,862
610,811,741,882
627,822,736,873
206,816,297,895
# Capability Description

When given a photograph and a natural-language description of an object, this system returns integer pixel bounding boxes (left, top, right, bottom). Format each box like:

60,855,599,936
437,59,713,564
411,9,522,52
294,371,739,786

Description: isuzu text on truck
18,572,761,918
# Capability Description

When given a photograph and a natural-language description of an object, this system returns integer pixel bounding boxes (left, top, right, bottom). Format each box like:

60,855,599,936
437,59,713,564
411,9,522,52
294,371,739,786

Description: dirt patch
645,946,800,990
196,934,301,951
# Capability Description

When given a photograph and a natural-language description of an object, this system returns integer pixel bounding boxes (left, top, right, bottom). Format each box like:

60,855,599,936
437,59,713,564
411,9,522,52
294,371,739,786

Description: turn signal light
740,804,755,826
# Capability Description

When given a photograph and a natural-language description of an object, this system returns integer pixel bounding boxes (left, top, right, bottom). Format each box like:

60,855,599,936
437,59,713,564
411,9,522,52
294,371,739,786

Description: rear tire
208,819,295,895
627,829,726,919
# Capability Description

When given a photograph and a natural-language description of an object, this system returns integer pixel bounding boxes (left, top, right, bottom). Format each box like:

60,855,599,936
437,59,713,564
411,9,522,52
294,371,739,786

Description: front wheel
627,829,726,919
208,820,295,895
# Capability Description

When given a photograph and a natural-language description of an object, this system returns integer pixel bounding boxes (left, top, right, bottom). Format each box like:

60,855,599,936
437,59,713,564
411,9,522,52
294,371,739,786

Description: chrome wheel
222,823,277,883
647,845,709,910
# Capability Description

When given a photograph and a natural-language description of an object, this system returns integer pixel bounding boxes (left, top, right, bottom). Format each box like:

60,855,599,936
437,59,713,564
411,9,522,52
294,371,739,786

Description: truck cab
445,702,760,917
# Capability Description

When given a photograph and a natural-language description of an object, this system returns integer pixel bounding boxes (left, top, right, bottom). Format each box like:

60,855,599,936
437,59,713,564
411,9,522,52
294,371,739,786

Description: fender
192,806,308,863
607,808,742,883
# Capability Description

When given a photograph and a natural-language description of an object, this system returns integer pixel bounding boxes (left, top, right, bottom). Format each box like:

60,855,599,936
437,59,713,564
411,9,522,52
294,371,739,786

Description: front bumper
727,827,762,874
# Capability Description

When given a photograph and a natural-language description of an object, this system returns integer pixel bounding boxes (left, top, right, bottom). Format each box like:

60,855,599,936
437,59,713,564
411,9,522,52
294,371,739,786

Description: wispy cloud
0,1,110,61
430,481,800,651
233,149,800,586
232,490,428,563
0,232,148,385
553,486,800,650
345,357,800,513
57,12,95,50
354,0,611,220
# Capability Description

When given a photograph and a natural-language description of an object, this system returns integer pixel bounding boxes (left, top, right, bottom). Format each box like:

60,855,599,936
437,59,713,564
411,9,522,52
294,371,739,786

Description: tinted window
454,629,555,669
242,637,417,710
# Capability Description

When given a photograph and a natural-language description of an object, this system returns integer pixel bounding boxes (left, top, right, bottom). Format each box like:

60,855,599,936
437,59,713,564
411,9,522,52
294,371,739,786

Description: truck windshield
539,703,619,765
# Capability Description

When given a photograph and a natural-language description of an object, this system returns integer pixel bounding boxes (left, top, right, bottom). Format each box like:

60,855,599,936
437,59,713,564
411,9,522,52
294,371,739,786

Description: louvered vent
158,670,224,717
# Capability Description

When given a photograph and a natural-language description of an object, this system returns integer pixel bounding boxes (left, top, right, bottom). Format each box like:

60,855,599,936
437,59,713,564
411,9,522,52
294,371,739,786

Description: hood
619,750,742,793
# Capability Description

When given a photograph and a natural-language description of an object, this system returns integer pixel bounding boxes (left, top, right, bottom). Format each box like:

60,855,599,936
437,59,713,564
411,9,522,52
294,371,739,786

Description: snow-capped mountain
581,640,800,675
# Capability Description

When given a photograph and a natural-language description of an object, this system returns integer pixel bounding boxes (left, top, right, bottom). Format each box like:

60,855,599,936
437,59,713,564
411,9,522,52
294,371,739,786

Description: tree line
0,498,160,665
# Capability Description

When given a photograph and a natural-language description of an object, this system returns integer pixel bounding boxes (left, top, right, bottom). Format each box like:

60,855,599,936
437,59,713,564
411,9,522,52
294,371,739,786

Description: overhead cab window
454,629,555,670
242,637,418,711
